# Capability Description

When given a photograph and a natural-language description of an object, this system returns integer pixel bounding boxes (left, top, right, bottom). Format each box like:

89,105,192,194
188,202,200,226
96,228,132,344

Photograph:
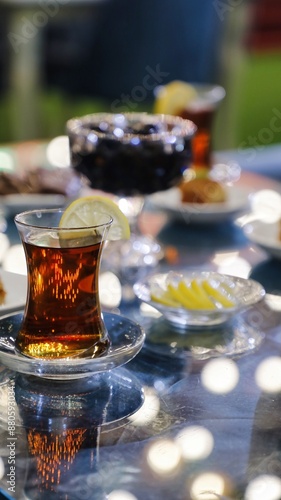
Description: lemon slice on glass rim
154,80,198,115
59,195,130,241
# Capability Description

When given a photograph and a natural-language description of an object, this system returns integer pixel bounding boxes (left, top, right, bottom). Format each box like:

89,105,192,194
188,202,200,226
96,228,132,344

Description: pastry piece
0,172,30,194
0,277,6,305
0,168,85,196
179,177,226,204
27,168,85,196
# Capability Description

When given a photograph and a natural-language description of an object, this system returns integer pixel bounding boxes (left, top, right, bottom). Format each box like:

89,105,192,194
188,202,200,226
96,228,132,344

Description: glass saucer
0,368,144,429
0,312,145,380
143,315,265,361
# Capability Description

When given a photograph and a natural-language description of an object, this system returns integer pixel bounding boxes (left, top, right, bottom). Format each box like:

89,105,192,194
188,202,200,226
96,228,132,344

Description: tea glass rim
14,207,113,231
186,83,225,107
154,82,225,109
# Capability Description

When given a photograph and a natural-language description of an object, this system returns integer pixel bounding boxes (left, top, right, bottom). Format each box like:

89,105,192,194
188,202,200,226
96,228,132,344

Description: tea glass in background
66,112,196,293
178,84,225,170
14,208,112,359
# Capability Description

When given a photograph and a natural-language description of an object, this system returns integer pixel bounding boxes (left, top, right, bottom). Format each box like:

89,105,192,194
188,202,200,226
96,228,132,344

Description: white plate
148,185,251,223
0,271,27,314
243,219,281,259
0,193,66,217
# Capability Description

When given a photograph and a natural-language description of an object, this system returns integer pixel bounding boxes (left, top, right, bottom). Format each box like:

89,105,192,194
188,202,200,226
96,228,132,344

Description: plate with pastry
0,166,85,217
148,177,251,224
243,219,281,260
0,270,27,315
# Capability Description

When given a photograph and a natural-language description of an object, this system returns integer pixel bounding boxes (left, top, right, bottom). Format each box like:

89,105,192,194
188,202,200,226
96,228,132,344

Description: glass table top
1,142,281,499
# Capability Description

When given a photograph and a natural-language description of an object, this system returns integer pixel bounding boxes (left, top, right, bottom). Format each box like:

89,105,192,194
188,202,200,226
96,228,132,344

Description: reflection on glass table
0,369,143,500
140,314,265,361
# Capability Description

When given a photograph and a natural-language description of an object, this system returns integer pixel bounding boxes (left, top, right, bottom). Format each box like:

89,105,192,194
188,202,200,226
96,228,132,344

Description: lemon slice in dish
154,80,198,115
59,195,130,241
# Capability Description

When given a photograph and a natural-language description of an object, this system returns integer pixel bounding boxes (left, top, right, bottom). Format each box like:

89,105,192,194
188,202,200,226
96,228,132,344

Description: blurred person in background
43,0,228,110
0,0,235,142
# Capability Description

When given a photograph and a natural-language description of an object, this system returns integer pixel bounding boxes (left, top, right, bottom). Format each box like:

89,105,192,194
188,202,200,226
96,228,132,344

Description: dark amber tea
16,240,109,358
14,208,112,360
180,107,214,168
179,84,225,170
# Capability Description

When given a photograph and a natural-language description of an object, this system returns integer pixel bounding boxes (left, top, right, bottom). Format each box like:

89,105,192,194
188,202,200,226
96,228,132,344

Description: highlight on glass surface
154,81,225,170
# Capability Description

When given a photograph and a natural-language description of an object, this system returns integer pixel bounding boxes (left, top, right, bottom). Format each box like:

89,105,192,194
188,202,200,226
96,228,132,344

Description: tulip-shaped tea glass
66,112,196,283
177,84,225,170
14,208,112,359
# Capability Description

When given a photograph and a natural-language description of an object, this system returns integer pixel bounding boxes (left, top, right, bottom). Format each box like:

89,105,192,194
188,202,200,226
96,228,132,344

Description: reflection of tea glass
14,208,112,359
66,112,195,288
178,84,225,170
15,375,109,499
14,369,144,499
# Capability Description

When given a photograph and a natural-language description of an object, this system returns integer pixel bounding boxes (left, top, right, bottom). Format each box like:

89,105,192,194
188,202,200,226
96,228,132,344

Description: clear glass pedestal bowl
66,112,196,292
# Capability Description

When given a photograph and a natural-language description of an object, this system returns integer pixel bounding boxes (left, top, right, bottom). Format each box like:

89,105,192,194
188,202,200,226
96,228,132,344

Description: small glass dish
133,271,265,328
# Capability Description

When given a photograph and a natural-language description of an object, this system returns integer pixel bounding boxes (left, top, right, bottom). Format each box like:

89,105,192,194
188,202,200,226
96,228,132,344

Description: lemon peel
167,284,196,309
201,280,235,308
59,195,130,241
151,291,180,308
